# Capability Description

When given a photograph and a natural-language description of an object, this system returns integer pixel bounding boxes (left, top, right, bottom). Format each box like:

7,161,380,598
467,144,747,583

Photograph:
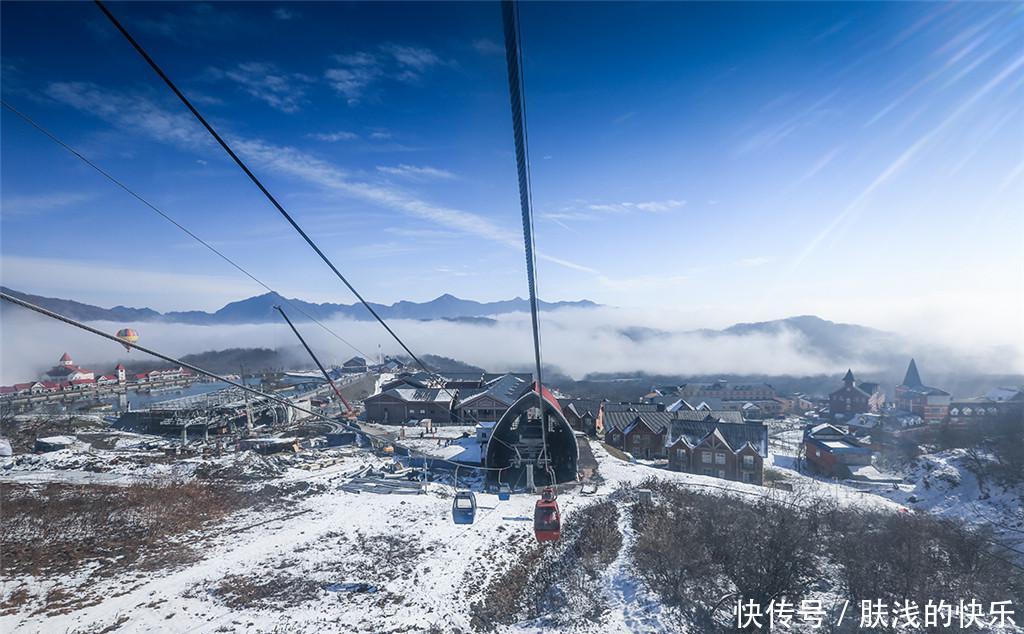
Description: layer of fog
4,305,1021,387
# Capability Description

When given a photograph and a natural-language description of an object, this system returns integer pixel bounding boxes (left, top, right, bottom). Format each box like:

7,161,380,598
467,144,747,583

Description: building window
703,468,714,476
632,435,641,446
743,472,754,483
717,469,726,479
743,455,754,468
715,452,726,465
702,451,712,464
675,448,686,462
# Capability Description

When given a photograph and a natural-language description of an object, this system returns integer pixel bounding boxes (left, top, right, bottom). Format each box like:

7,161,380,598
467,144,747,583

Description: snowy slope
2,440,909,633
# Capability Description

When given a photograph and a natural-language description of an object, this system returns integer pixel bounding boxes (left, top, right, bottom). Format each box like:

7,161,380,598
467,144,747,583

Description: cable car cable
0,291,512,474
502,0,553,488
0,99,371,362
94,0,439,385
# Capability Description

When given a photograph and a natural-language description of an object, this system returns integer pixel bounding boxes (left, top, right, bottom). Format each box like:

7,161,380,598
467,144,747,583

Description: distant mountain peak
0,287,602,326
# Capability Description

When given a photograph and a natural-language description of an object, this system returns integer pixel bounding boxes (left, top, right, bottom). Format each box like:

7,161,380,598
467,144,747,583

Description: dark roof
458,373,528,408
604,402,663,414
673,410,744,424
831,383,869,398
603,411,674,434
858,382,879,394
368,387,454,404
558,398,604,418
902,358,923,388
667,420,768,457
901,384,950,397
843,369,855,383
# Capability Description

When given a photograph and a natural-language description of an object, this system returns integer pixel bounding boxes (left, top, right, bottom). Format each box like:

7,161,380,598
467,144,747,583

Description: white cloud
2,191,95,216
376,164,456,180
44,83,599,278
587,199,686,214
212,62,314,112
325,44,450,104
381,43,445,73
272,7,297,20
309,131,359,142
472,38,503,56
737,256,774,267
597,273,688,291
0,306,873,385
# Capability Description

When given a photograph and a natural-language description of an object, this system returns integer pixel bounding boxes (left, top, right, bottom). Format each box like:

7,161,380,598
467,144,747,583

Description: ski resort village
2,349,1022,632
3,0,1023,632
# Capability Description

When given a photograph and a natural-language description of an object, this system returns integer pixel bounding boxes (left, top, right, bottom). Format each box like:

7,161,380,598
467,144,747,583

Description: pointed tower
842,369,855,386
59,352,74,367
115,363,126,384
902,359,922,387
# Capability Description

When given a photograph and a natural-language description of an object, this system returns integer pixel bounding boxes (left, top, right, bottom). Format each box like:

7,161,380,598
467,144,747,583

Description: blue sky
1,1,1022,340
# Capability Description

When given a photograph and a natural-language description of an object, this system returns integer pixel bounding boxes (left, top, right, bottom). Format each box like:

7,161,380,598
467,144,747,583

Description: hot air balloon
116,328,139,352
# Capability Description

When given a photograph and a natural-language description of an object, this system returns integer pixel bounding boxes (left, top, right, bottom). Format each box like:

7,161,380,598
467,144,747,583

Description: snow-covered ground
1,434,978,633
877,448,1024,535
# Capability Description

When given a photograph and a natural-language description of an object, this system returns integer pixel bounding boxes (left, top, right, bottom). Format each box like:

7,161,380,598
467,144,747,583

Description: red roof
60,352,72,362
14,382,34,390
100,375,117,381
71,378,96,385
0,386,15,394
115,363,126,370
529,382,563,414
135,372,148,379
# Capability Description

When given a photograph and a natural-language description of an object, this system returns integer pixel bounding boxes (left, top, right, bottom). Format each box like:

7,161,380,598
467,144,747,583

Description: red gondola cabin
534,487,561,541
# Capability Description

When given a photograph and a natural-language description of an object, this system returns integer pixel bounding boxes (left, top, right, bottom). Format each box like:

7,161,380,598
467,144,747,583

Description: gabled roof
385,387,455,404
843,369,855,383
604,402,663,414
603,411,674,434
624,414,666,436
558,398,604,419
60,352,72,362
458,373,528,408
807,423,848,438
673,410,744,424
984,386,1024,402
667,420,768,457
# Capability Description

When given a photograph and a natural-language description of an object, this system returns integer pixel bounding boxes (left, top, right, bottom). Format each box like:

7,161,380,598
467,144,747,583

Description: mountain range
0,287,597,325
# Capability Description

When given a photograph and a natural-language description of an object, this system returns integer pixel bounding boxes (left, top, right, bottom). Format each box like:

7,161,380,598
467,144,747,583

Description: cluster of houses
640,381,804,419
827,358,1022,428
602,405,768,484
363,371,535,426
0,352,194,397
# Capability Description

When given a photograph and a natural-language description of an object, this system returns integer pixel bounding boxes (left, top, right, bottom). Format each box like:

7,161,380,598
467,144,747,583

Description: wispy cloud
272,7,297,21
376,164,456,180
793,53,1024,269
2,192,95,216
613,111,638,124
308,131,359,142
472,38,503,56
325,43,451,104
45,82,209,148
325,53,383,105
737,256,774,268
737,91,838,155
44,82,599,278
208,62,314,112
587,199,686,213
790,146,842,189
597,273,689,291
